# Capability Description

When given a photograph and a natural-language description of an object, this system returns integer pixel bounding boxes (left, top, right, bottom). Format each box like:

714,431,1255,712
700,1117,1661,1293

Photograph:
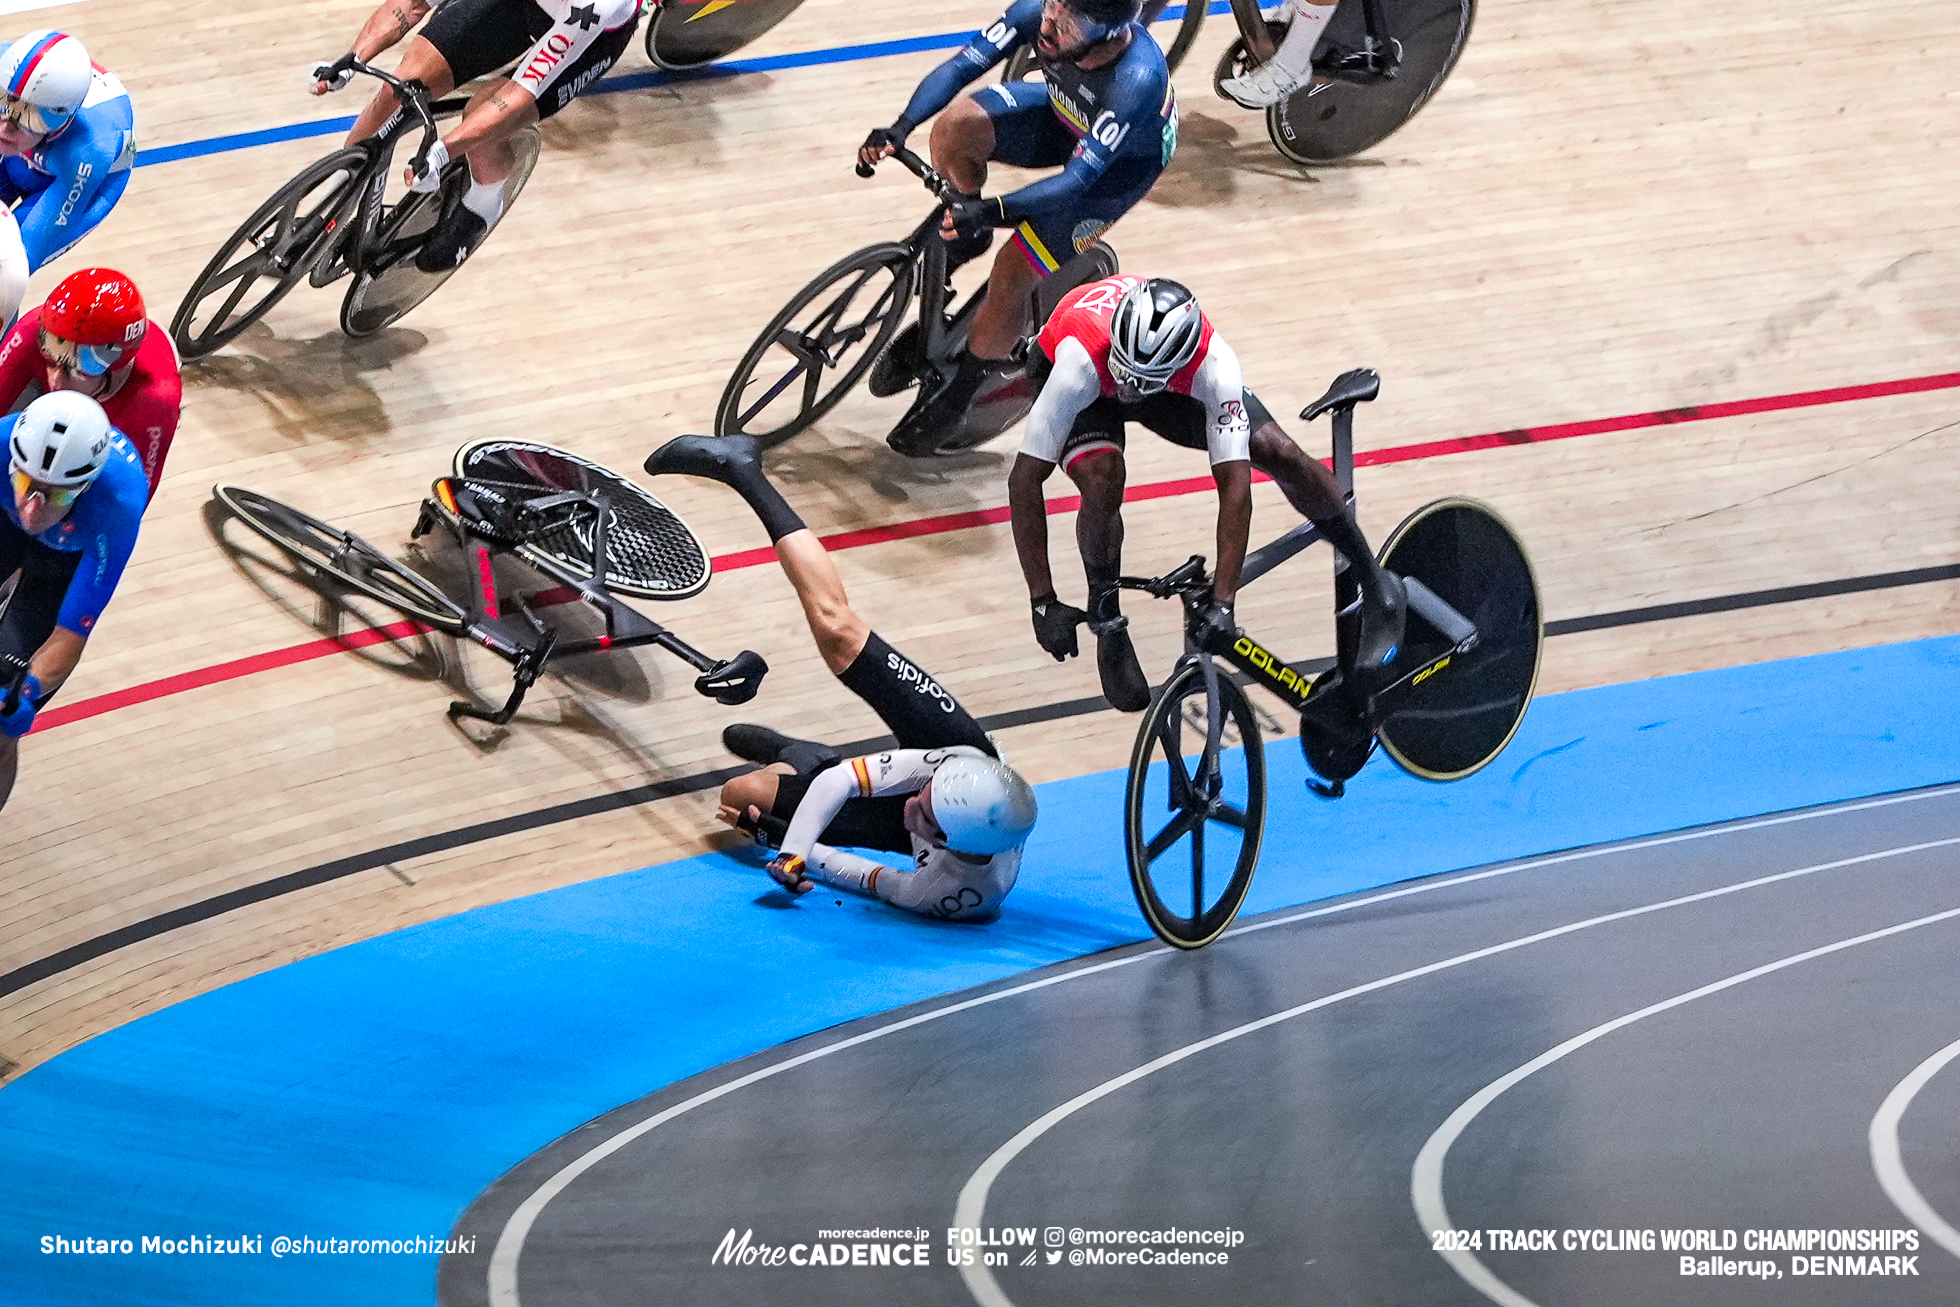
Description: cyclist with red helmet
311,0,642,272
0,390,148,811
0,268,180,498
0,31,136,271
1008,274,1405,710
857,0,1177,456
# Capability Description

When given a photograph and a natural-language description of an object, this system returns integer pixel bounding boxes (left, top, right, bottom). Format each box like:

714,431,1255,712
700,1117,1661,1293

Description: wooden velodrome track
0,0,1954,1084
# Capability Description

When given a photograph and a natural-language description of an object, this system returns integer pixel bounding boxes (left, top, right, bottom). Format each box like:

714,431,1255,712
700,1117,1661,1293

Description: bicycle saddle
695,649,769,706
1301,368,1381,421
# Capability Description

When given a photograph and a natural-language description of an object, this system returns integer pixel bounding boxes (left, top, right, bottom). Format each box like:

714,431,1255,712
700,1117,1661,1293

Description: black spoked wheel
451,440,712,600
214,485,468,631
644,0,807,69
171,147,370,360
1003,0,1207,81
715,242,914,445
339,126,543,338
1125,659,1268,950
1375,496,1540,780
1266,0,1474,165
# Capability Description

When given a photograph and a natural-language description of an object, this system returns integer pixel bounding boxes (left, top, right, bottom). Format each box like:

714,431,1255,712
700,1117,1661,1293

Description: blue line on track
134,5,1230,169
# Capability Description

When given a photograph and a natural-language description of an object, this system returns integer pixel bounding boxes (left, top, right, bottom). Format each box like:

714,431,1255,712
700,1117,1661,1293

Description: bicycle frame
414,480,748,725
1120,381,1481,784
316,59,467,275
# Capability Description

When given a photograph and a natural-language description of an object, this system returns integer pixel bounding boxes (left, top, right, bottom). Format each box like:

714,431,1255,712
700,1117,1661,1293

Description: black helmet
1060,0,1141,43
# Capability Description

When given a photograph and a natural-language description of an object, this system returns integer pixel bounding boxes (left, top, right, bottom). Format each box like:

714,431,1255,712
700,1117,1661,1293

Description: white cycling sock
1272,0,1337,79
461,173,507,223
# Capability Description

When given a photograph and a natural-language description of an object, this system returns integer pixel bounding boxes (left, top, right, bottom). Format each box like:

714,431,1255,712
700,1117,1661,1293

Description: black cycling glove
1031,596,1088,661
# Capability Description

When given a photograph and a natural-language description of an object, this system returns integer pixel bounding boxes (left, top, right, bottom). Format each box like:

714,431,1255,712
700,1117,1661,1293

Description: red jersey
0,308,182,499
1036,274,1215,399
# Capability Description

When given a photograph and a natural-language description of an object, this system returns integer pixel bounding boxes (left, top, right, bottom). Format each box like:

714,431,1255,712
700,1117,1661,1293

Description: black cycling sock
728,465,806,544
837,630,995,756
1087,579,1123,630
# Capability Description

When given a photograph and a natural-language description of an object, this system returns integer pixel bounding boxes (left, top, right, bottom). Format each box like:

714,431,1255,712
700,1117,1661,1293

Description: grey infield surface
440,786,1960,1307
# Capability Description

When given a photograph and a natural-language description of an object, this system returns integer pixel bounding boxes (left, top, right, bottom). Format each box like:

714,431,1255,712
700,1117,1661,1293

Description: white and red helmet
0,31,93,135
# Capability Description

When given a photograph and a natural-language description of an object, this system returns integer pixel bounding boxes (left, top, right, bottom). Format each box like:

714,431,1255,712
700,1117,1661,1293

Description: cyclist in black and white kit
645,432,1039,924
310,0,642,271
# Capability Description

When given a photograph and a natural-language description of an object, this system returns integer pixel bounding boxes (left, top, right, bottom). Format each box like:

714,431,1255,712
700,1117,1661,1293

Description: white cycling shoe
1219,58,1313,110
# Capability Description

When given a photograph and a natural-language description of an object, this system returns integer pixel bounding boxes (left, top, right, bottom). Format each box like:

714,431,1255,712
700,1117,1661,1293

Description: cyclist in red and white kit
1008,274,1405,709
311,0,643,271
0,267,179,499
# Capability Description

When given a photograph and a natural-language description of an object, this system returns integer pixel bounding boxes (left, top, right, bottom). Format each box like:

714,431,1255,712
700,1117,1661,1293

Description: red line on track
33,369,1960,734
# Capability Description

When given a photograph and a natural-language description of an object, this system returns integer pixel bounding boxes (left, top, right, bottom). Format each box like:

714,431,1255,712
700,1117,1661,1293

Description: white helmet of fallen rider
1108,277,1203,394
9,391,112,487
0,32,94,135
929,756,1038,856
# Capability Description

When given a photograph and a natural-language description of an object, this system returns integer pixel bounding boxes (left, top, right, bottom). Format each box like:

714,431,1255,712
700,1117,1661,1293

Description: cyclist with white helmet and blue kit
0,390,146,811
0,31,135,272
646,431,1038,923
858,0,1177,457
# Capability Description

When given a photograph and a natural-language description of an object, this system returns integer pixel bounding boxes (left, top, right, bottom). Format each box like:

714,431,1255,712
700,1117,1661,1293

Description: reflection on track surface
442,787,1960,1307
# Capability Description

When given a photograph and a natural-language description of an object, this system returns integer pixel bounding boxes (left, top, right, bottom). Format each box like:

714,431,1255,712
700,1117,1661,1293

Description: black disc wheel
214,485,468,631
170,147,370,360
715,242,914,445
1266,0,1473,165
451,440,712,601
339,126,542,338
1003,0,1206,81
644,0,807,70
1125,659,1268,949
1375,496,1540,780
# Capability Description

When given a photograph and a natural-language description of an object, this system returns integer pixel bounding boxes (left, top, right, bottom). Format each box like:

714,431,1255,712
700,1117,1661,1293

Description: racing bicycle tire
1124,659,1267,949
1374,496,1540,780
339,125,542,338
644,0,808,70
214,485,468,632
451,440,712,601
171,147,370,359
715,241,915,446
1266,0,1473,165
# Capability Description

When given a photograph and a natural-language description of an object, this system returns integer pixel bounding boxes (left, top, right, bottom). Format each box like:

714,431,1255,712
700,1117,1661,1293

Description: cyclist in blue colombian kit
312,0,642,271
0,31,136,273
0,391,146,811
858,0,1176,456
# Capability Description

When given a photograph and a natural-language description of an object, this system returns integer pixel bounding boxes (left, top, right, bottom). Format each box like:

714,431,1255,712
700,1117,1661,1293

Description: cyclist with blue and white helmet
0,31,136,272
646,431,1039,923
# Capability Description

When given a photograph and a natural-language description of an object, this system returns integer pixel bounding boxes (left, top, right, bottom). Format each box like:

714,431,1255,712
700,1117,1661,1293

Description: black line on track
6,560,1956,1001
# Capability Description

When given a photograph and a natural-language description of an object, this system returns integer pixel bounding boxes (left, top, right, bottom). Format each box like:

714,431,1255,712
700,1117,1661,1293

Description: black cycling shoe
887,355,997,457
414,204,488,274
723,723,839,774
1092,618,1151,713
644,432,763,483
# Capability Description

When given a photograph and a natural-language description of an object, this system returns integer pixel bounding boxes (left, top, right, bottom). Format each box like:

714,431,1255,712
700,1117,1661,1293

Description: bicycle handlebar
326,55,445,177
1118,555,1212,601
0,655,27,718
854,143,950,198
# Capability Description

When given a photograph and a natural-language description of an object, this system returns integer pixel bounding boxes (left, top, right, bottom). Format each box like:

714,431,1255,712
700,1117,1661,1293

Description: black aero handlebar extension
325,55,457,180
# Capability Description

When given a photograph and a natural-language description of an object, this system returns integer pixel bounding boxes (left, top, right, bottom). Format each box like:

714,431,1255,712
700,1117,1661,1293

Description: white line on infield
1870,1035,1960,1262
488,785,1960,1307
1412,901,1960,1307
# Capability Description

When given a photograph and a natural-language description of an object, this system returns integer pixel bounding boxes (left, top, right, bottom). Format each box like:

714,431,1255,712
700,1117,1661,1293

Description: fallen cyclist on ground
645,432,1038,922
